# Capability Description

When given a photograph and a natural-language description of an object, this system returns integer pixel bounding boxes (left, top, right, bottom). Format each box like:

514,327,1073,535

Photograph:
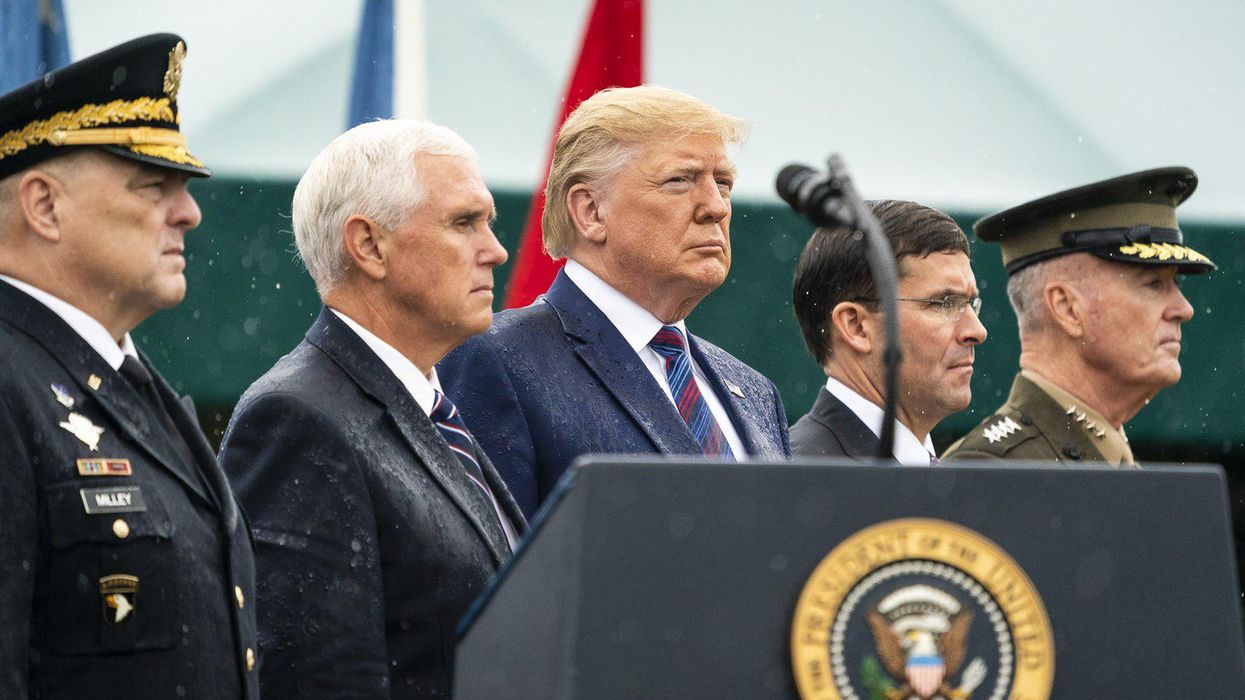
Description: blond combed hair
542,85,749,259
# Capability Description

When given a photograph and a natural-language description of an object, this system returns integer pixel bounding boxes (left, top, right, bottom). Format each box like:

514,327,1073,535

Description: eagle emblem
792,520,1054,700
100,574,139,624
865,584,987,700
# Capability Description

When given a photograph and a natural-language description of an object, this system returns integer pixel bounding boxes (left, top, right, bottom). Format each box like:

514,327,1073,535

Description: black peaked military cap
0,33,208,180
975,166,1215,276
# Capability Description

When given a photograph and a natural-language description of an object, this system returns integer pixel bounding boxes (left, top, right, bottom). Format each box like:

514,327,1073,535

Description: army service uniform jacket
0,280,258,699
943,373,1114,464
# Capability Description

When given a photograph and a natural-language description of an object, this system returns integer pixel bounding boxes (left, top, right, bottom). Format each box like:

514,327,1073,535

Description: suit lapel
307,309,512,566
808,387,881,458
686,336,763,455
478,448,527,537
0,281,216,509
144,350,236,524
543,272,702,455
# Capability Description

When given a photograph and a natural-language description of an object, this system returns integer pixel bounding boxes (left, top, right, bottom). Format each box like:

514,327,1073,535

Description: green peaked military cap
974,166,1215,276
0,33,208,181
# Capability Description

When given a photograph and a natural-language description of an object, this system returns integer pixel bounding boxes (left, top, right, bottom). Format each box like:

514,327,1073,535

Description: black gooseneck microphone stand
776,155,901,461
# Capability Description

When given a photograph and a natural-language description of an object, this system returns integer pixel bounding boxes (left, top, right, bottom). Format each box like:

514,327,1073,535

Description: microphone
775,164,854,229
775,156,904,463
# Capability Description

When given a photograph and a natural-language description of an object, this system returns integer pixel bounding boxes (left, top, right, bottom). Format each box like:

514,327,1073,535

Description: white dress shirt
562,260,747,458
0,274,138,369
824,376,937,466
330,308,519,549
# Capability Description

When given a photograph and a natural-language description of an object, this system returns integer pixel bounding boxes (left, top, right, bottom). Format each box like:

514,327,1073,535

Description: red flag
503,0,644,309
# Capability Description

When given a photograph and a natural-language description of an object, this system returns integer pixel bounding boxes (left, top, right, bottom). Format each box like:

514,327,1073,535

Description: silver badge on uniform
59,412,104,451
80,486,147,514
100,574,138,624
51,383,75,409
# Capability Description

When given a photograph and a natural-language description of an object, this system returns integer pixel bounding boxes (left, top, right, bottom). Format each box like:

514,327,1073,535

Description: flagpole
393,0,427,120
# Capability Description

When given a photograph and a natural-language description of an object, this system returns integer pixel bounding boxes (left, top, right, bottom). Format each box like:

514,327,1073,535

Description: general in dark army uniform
0,35,258,698
944,167,1216,465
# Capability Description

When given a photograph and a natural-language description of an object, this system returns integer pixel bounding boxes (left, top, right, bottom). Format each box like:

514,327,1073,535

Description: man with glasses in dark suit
790,200,987,465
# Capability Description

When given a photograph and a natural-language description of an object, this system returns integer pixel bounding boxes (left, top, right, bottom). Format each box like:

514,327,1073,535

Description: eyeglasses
856,294,983,321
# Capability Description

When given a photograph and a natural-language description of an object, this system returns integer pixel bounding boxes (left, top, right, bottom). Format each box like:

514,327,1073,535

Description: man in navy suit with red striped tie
218,120,526,698
439,86,791,520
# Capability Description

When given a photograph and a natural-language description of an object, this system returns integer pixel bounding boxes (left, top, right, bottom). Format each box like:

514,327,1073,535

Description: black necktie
118,355,198,472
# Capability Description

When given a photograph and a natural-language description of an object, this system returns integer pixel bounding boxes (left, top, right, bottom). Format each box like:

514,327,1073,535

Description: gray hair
0,151,94,242
0,175,17,240
1006,254,1092,334
291,119,476,298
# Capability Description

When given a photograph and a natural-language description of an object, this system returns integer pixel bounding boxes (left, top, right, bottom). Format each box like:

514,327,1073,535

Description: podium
455,458,1245,698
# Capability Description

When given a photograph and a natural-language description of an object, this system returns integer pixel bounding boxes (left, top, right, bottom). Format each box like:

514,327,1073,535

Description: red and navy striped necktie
430,389,503,508
649,325,735,458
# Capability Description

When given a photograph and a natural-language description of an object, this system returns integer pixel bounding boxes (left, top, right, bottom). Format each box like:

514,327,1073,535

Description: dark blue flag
347,0,394,128
0,0,70,93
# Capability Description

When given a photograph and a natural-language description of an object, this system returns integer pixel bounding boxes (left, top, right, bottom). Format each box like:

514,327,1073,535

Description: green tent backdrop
138,177,1244,540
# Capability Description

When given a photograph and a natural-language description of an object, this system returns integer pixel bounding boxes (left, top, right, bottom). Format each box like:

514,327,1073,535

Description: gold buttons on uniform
246,647,255,672
234,585,245,609
112,518,130,539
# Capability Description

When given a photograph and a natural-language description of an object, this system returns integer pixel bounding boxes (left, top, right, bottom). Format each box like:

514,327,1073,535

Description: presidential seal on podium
791,518,1054,700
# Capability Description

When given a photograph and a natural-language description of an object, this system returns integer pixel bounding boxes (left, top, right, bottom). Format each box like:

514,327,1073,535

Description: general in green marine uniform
944,167,1216,466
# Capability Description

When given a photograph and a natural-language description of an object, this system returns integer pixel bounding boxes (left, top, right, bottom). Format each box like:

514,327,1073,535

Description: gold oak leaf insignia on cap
164,41,186,102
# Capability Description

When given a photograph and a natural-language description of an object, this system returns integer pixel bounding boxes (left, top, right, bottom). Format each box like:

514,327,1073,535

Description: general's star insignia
982,416,1022,444
60,412,104,451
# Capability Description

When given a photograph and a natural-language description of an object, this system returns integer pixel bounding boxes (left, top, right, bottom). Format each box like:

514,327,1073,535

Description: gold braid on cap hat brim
0,96,203,167
1117,241,1211,264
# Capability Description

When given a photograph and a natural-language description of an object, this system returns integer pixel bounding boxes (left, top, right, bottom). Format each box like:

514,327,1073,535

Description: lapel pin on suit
725,380,745,399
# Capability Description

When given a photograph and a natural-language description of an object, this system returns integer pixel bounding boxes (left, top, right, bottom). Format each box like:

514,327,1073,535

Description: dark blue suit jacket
438,270,790,519
219,308,525,698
